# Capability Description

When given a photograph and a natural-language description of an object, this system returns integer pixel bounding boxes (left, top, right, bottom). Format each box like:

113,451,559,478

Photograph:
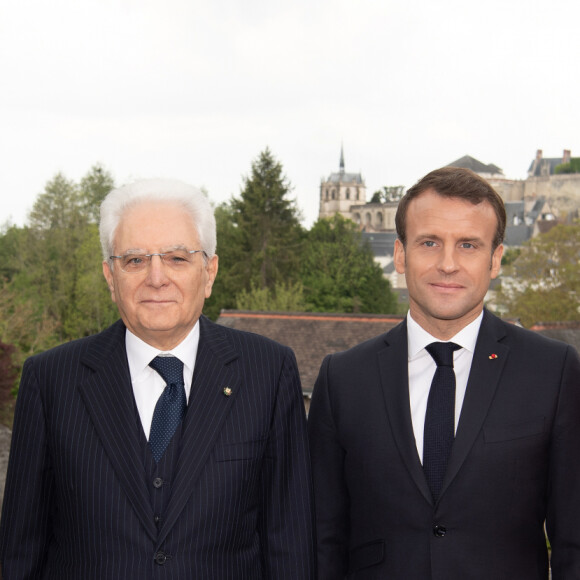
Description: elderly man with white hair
0,179,316,580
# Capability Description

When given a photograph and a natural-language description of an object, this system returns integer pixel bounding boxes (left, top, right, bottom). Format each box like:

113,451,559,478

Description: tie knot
149,356,184,386
426,342,460,367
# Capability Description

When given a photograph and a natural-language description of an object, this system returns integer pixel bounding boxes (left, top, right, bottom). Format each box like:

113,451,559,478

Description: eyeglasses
109,249,206,273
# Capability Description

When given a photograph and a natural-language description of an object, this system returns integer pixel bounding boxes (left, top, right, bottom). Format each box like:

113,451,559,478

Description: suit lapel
377,321,433,505
159,316,240,544
440,311,509,498
77,320,157,541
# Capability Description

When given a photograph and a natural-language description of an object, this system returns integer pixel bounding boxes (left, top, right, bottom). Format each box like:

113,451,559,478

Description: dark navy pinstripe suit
0,316,316,579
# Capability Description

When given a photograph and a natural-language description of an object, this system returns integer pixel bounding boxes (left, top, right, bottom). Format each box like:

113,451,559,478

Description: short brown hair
395,167,506,250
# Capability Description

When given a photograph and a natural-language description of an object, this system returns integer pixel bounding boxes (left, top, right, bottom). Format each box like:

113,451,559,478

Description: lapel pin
488,353,498,360
223,387,233,397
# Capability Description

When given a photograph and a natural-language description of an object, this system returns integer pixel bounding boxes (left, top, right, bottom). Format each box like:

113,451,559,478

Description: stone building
319,147,400,233
319,146,367,220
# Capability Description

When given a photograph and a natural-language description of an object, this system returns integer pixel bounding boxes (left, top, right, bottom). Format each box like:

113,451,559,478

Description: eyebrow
415,234,488,246
119,244,189,255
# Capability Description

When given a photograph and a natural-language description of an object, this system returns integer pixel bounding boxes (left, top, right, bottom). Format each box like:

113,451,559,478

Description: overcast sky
1,0,579,228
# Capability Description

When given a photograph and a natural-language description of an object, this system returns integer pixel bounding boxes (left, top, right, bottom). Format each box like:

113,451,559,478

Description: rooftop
217,310,404,394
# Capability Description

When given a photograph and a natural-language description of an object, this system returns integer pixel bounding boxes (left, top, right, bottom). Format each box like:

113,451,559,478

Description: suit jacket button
433,525,447,537
153,477,164,489
155,551,167,565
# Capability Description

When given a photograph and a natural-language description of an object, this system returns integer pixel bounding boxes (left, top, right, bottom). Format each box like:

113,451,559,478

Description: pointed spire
339,143,345,174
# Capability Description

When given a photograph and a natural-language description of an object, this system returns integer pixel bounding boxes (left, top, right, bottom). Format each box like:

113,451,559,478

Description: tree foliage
229,148,303,290
494,223,580,326
236,281,306,312
370,185,405,204
554,158,580,174
301,214,399,314
0,166,118,385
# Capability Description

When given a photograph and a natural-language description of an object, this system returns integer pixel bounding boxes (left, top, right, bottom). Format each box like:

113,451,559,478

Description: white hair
99,178,216,261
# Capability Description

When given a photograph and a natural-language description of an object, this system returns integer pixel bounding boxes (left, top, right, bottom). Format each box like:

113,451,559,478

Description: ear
102,260,117,303
490,243,503,279
394,239,406,274
204,254,219,299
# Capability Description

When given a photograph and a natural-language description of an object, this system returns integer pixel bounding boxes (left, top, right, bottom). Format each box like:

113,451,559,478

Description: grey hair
99,178,216,261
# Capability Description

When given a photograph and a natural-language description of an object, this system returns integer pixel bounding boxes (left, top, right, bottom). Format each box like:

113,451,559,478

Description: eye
422,240,437,247
165,251,190,265
124,255,145,267
459,242,475,249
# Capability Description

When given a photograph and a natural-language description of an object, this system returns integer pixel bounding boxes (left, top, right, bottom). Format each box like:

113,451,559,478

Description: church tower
319,146,366,220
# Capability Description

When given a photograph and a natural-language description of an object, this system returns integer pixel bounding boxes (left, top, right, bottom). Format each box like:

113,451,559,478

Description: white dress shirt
407,311,483,463
125,322,200,439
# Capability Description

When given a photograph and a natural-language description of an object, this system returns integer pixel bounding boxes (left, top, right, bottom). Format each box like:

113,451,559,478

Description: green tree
203,202,244,320
230,149,303,291
494,223,580,326
369,186,405,204
236,281,306,312
0,167,117,350
555,158,580,174
301,214,399,313
79,164,116,223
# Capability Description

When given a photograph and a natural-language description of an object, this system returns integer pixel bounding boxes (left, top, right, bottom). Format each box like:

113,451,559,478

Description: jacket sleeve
258,347,317,579
308,354,350,579
545,344,580,579
0,358,54,579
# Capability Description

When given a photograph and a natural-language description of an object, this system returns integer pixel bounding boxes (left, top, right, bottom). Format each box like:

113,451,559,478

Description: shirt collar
407,310,483,360
125,321,200,379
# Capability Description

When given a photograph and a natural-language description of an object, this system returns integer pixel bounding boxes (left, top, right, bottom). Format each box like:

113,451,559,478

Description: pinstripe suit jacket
0,316,316,579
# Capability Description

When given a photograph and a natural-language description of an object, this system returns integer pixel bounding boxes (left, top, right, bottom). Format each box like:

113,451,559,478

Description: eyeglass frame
109,248,208,273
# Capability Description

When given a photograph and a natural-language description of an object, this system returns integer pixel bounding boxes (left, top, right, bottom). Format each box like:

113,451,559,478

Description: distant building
528,149,571,177
319,146,367,220
319,146,400,233
446,155,505,179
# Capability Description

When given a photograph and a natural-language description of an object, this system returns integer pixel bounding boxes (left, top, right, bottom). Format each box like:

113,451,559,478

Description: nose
146,254,171,286
438,246,459,274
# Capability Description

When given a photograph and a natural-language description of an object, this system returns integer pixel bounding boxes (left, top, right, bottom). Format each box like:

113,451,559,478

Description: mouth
430,282,464,292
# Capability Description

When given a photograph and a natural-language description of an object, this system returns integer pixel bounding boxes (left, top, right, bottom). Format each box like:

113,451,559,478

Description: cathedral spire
339,144,345,174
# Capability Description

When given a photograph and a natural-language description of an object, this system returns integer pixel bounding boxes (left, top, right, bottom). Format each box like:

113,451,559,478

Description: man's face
394,188,502,339
102,201,218,350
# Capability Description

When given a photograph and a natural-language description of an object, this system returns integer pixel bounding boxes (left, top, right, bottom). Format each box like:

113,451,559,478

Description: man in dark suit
0,178,316,579
308,167,580,579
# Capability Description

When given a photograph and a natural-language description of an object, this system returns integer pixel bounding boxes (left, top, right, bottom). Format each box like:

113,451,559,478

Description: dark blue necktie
148,356,187,463
423,342,461,501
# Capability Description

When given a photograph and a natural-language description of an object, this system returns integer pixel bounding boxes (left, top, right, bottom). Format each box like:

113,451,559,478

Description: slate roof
527,157,562,177
446,155,504,175
326,171,364,184
361,231,397,257
216,310,404,394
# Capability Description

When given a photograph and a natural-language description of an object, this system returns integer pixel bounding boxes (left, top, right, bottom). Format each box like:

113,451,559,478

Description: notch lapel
440,311,509,498
377,321,433,505
158,317,240,544
77,321,157,541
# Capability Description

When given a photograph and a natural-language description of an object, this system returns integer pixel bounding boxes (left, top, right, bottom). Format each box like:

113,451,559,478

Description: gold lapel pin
223,387,233,397
488,353,498,360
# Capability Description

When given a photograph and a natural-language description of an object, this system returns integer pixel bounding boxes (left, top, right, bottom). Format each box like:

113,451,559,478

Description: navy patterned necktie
423,342,461,501
148,356,187,463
